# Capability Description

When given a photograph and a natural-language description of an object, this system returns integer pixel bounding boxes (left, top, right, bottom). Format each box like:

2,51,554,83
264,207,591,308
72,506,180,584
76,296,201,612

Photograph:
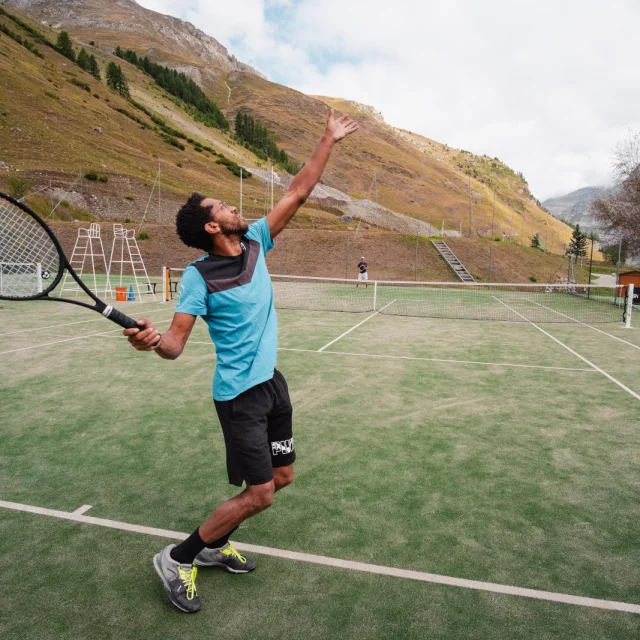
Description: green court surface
1,294,639,639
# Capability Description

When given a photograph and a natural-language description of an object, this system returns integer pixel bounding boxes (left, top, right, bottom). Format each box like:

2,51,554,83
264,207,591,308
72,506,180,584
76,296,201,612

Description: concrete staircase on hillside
431,241,476,282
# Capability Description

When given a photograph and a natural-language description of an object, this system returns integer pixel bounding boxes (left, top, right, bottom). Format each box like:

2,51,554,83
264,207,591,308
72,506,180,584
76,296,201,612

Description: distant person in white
356,256,368,289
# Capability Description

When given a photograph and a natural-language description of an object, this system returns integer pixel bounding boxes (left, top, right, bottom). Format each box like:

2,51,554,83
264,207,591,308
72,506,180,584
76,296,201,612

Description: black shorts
214,369,295,487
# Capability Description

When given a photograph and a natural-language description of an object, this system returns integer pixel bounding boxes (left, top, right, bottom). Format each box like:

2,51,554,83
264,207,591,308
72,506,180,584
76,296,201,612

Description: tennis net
0,262,43,297
270,275,634,325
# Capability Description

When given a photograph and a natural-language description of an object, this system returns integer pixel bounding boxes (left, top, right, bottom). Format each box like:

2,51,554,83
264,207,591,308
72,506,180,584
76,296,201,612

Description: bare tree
591,130,640,256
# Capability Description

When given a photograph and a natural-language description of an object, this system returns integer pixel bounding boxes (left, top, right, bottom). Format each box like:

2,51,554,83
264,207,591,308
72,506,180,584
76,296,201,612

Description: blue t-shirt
175,217,277,401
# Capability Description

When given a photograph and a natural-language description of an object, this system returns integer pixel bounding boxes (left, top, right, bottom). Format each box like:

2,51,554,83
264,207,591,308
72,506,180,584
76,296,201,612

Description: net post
373,280,377,311
36,262,43,293
625,283,634,328
161,267,167,303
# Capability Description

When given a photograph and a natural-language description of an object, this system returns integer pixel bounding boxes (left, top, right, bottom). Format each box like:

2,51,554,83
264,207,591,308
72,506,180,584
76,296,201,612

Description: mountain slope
0,0,570,260
543,187,607,232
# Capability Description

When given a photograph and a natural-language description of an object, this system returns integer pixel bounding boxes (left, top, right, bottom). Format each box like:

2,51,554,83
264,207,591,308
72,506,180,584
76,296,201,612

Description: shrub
68,78,91,92
6,173,31,199
84,171,98,181
161,134,185,150
60,200,70,208
529,276,538,282
89,41,95,46
98,175,108,183
138,232,149,240
124,194,135,201
123,217,131,223
530,233,542,250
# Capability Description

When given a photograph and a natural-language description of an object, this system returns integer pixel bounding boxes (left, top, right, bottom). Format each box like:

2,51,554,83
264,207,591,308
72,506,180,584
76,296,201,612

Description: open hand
123,318,161,351
326,109,359,142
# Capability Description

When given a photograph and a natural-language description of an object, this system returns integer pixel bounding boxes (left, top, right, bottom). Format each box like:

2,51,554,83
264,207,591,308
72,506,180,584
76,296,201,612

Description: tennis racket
0,192,139,329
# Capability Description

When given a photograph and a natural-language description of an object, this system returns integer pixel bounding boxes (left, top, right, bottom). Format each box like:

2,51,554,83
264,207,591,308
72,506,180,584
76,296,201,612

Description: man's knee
246,481,275,514
274,466,294,491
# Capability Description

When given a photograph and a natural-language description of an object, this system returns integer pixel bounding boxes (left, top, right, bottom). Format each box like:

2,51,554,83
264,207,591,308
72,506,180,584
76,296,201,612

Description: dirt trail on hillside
248,167,460,237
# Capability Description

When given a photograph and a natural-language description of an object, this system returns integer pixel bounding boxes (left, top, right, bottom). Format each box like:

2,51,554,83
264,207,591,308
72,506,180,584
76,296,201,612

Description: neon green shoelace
177,565,198,600
221,543,246,563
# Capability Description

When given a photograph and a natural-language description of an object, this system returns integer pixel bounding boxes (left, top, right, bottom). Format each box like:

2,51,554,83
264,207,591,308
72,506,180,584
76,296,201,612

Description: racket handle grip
103,305,140,330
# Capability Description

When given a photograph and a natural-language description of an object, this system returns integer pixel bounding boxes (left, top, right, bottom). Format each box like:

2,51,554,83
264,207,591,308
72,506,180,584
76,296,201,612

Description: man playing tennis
124,109,358,613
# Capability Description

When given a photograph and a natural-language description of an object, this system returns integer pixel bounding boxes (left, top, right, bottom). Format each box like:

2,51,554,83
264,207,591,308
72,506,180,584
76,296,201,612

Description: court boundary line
493,297,640,401
317,300,396,352
95,336,596,372
0,316,174,356
279,348,596,372
524,299,640,351
0,303,173,337
1,499,638,615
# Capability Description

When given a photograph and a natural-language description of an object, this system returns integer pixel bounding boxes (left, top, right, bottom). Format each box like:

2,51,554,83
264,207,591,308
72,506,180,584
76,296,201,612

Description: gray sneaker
153,544,201,613
194,542,257,574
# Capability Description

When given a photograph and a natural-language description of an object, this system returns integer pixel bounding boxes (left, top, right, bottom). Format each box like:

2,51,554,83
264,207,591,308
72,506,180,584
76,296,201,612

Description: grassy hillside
0,2,597,283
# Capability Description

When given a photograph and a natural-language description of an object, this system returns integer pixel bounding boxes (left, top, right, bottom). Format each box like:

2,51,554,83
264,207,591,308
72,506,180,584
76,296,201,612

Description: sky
136,0,640,201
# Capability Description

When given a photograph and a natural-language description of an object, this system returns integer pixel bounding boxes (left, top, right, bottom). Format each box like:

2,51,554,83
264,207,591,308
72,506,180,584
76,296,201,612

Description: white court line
278,348,596,372
0,317,112,337
72,505,92,515
105,336,593,372
1,499,638,615
493,297,640,401
317,300,396,352
525,299,640,351
97,337,596,372
0,317,173,356
0,302,175,337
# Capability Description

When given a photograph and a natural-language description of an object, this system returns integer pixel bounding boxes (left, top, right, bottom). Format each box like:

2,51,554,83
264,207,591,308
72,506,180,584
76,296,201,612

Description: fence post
161,266,167,303
625,283,634,328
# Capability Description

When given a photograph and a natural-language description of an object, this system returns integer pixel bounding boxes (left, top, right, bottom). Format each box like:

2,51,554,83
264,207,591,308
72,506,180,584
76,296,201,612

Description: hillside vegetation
0,0,594,282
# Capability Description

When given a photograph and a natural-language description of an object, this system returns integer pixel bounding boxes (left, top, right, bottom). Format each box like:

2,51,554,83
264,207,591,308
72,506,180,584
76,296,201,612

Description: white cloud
136,0,640,199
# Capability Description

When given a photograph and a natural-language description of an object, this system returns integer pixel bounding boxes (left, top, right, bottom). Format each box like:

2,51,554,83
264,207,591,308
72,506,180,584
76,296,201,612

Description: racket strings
0,200,60,298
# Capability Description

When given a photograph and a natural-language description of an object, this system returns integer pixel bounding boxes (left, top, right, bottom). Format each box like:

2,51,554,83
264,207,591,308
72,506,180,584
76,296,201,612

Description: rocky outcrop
4,0,264,77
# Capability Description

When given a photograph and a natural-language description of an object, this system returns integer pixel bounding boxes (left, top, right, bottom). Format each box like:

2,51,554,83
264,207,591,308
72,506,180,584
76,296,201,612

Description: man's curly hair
176,193,214,251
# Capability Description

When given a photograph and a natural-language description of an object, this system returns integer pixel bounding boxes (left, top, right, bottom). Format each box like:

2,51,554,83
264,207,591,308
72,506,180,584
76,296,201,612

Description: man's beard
219,217,249,238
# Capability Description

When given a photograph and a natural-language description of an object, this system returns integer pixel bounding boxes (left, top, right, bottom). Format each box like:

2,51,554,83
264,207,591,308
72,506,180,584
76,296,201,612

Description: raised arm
124,312,197,360
266,109,358,239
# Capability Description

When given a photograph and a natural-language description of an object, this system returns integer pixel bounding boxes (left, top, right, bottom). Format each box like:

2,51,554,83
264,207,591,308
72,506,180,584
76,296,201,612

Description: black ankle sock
206,526,239,549
170,528,206,564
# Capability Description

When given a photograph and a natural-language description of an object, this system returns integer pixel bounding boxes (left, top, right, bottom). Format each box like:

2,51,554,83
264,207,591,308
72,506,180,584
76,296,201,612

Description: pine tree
530,233,542,249
76,47,90,71
106,62,129,98
114,45,122,58
568,224,587,257
88,54,101,81
56,31,75,62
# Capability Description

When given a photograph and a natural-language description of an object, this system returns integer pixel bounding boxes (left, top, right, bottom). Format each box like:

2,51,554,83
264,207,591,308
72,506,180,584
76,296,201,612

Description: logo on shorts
271,438,294,455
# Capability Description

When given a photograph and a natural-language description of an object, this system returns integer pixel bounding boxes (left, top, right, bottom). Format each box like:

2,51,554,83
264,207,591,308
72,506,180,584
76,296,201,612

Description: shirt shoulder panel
174,263,208,316
246,217,274,255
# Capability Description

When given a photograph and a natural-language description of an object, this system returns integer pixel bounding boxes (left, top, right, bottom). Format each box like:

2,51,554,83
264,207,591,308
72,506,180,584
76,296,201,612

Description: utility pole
345,238,349,279
270,162,274,211
158,163,163,272
488,192,496,282
615,236,623,304
587,232,595,298
468,174,472,235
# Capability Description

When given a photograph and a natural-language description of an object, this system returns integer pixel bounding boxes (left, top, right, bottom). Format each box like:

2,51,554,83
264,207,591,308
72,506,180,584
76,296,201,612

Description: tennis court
1,281,639,639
